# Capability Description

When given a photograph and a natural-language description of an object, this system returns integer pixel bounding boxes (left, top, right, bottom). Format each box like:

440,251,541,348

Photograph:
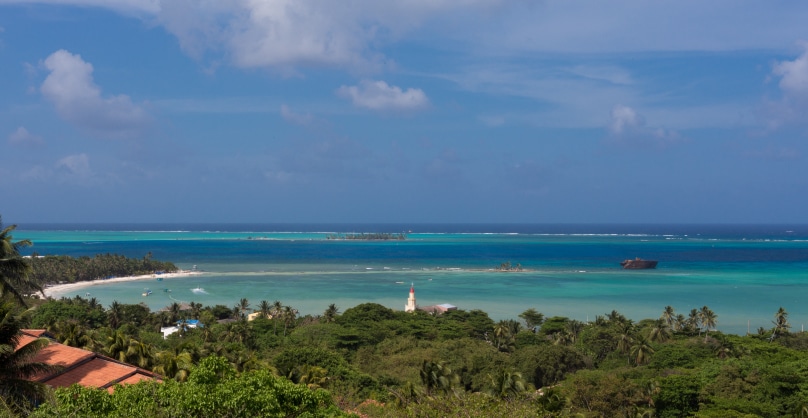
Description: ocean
15,223,808,335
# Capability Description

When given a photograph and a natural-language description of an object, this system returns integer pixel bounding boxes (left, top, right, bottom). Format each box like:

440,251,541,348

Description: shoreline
42,270,204,298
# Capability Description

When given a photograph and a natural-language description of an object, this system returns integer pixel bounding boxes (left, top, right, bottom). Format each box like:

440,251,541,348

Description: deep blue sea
15,223,808,335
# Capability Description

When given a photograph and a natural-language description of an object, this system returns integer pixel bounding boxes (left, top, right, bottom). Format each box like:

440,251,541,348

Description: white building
405,283,417,312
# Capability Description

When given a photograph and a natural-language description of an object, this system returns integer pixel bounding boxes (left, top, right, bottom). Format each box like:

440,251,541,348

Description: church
404,283,456,314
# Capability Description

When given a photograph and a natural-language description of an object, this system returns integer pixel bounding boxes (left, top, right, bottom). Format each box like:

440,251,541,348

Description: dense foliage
30,356,348,418
3,216,808,417
28,253,177,290
8,294,808,417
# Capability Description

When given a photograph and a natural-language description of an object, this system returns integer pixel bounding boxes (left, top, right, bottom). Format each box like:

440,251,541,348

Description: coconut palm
674,314,687,332
687,308,701,334
127,339,156,369
419,360,459,396
53,320,94,350
699,306,718,341
631,335,655,365
107,301,124,329
154,349,193,382
296,365,329,389
492,321,516,352
238,298,250,315
258,300,271,320
771,306,791,341
272,300,283,335
104,330,130,363
616,321,635,355
487,369,527,399
660,306,676,329
648,318,672,343
323,303,339,323
282,306,296,336
0,302,59,413
0,217,42,307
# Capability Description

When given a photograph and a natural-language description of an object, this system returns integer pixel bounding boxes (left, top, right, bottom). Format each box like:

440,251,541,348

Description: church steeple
405,282,416,312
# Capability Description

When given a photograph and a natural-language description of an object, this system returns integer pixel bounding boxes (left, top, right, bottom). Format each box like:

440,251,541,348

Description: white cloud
762,42,808,129
337,80,428,111
40,49,150,138
280,104,313,125
608,104,682,147
8,127,44,147
56,153,92,178
152,0,506,73
772,42,808,101
8,1,808,73
0,0,158,15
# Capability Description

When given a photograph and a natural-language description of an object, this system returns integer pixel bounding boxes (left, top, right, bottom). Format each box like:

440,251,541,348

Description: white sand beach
42,270,204,298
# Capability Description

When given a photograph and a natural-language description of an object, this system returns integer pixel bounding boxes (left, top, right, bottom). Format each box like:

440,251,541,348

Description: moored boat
621,258,658,269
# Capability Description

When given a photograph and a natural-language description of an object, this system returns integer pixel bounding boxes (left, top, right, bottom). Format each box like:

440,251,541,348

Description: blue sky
1,1,808,224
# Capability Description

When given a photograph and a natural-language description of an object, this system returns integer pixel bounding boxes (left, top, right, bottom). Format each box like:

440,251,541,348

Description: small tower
405,283,416,312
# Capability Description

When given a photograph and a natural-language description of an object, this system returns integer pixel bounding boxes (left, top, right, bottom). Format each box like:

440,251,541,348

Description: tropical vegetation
3,216,808,417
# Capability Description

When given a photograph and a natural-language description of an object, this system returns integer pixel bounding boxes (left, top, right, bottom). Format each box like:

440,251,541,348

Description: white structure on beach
405,283,417,312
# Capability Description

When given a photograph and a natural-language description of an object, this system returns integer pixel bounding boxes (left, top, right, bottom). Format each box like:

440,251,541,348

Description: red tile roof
17,329,161,391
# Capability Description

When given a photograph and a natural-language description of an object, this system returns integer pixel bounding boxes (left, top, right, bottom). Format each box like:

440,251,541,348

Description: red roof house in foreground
16,330,161,392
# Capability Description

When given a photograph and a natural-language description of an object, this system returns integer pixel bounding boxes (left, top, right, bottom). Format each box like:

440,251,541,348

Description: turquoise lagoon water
15,223,808,335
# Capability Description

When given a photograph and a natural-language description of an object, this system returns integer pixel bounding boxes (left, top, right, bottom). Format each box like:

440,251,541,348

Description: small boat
621,258,658,269
142,289,153,297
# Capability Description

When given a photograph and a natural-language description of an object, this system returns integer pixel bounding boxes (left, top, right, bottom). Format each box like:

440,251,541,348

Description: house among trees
15,329,161,392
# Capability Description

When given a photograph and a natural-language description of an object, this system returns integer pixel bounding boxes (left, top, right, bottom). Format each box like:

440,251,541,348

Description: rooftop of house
16,330,162,392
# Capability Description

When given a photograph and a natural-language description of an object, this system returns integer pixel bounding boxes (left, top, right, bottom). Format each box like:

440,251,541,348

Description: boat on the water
621,258,658,269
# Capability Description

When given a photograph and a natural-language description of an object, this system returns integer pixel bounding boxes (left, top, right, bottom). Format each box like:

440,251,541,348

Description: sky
1,1,808,224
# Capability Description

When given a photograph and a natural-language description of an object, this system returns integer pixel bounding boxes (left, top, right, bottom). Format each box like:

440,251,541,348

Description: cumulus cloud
608,104,682,147
280,104,314,126
40,49,150,138
772,42,808,101
8,127,44,147
152,0,510,73
337,80,429,111
761,43,808,129
56,153,93,178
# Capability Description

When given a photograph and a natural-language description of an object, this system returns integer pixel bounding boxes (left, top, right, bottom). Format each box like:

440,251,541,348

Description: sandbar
42,270,204,298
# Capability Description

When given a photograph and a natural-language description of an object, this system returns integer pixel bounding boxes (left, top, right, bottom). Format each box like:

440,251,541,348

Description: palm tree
258,300,271,320
419,360,459,396
487,369,527,399
631,335,655,365
108,301,123,329
0,217,42,307
53,320,94,350
297,365,329,389
238,298,250,315
104,330,130,363
323,303,339,323
0,302,59,413
660,306,676,329
648,318,672,343
126,339,155,369
154,349,193,382
699,306,718,341
492,321,516,352
771,307,791,341
272,300,283,335
282,306,297,336
687,308,701,334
